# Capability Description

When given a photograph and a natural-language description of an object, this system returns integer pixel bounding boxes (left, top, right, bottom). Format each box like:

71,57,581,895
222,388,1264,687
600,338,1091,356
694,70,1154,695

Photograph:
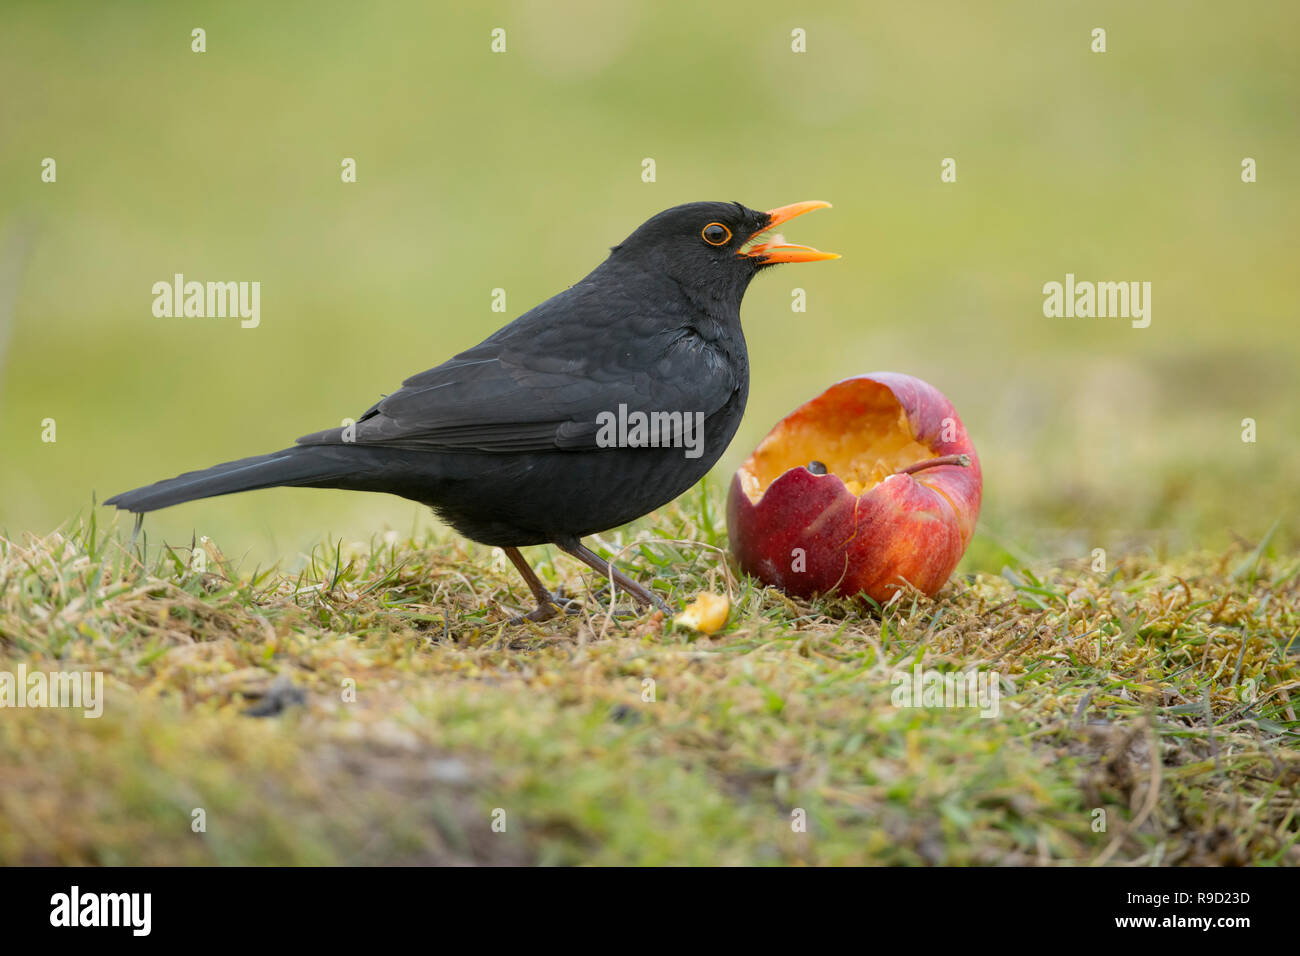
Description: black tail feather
104,447,344,514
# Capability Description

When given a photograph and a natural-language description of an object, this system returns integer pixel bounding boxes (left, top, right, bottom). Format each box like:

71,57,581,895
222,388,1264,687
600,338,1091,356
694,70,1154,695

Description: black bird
106,201,837,621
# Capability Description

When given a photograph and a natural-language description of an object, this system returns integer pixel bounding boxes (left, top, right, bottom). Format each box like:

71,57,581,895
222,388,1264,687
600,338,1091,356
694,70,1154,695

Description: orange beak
744,201,839,264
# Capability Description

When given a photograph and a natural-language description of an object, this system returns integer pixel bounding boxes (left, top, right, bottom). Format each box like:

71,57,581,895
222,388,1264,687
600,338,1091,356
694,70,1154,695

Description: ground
1,495,1297,866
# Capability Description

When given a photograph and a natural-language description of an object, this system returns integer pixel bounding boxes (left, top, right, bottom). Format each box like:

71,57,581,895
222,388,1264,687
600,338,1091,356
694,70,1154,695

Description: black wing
296,282,741,454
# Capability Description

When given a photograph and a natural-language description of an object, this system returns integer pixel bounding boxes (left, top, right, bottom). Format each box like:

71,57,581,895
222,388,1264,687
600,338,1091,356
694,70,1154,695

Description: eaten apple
726,373,981,604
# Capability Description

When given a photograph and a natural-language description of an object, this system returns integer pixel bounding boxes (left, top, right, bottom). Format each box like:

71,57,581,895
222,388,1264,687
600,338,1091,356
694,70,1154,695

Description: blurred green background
2,0,1296,572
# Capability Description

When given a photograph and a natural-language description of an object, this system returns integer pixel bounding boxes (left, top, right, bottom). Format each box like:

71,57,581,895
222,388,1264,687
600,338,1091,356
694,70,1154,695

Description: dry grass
0,497,1297,865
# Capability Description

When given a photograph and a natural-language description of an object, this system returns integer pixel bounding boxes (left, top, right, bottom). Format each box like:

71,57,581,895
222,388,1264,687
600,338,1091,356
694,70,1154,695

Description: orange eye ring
701,222,732,246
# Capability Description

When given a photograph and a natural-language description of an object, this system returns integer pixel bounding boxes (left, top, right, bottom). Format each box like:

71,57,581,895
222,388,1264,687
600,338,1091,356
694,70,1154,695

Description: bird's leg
557,540,669,613
503,546,566,623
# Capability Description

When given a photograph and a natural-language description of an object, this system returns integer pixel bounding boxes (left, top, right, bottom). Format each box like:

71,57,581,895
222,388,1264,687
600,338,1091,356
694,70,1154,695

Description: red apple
727,373,981,604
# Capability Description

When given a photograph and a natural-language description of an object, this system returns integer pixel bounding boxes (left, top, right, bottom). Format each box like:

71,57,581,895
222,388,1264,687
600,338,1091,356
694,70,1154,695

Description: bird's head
608,200,837,311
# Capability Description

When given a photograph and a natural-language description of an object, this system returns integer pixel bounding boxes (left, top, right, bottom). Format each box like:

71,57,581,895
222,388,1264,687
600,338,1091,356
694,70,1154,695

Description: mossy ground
1,495,1297,866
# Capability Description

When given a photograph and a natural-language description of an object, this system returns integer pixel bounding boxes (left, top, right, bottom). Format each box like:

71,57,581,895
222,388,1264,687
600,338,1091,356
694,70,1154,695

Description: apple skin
726,373,981,604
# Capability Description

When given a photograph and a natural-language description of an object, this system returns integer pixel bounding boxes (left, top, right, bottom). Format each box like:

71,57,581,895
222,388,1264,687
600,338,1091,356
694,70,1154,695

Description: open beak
744,200,839,264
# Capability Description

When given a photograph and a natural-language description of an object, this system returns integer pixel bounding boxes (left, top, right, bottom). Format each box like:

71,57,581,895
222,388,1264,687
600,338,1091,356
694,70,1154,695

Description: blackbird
105,200,837,621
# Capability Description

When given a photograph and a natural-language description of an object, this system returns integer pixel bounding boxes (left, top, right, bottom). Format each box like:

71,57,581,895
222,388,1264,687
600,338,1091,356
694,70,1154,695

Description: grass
5,0,1300,563
1,0,1296,868
1,492,1297,865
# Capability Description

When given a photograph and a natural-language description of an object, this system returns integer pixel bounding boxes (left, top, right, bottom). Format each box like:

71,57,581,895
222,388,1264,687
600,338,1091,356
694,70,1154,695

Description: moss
0,496,1296,865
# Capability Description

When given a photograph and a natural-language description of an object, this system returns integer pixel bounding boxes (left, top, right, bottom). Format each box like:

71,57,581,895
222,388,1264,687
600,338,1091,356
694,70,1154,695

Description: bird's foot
555,541,669,615
612,579,670,614
589,584,669,616
507,588,582,625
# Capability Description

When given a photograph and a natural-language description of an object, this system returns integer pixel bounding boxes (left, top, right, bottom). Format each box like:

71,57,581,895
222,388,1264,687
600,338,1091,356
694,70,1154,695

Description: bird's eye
701,222,732,246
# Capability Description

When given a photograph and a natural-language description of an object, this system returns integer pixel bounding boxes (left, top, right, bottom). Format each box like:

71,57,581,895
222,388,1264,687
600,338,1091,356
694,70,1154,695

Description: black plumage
106,200,835,620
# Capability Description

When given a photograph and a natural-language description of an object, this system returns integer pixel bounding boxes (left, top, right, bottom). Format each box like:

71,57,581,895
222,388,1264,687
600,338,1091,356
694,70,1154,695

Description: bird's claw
507,590,582,625
589,587,669,616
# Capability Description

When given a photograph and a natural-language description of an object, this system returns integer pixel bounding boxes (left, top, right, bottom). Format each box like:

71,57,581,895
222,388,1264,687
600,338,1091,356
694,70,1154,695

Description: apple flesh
726,373,981,604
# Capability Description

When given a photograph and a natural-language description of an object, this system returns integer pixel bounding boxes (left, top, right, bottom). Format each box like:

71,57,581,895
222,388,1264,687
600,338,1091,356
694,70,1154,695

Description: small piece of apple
726,373,981,604
673,592,730,634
